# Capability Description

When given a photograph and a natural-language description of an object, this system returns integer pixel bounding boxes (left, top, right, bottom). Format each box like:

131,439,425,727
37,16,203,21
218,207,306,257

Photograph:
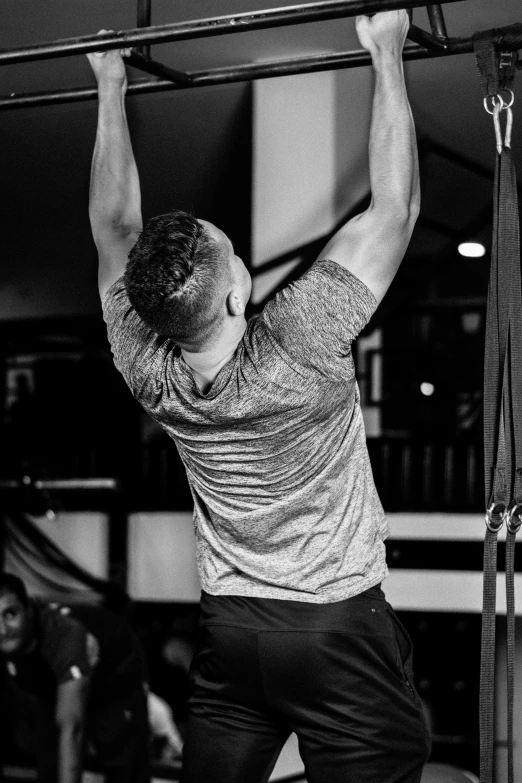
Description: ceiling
0,0,521,322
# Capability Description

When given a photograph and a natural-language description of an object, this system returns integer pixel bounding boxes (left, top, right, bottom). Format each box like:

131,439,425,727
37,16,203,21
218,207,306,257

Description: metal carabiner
506,503,522,535
498,89,515,110
485,501,506,532
483,95,503,115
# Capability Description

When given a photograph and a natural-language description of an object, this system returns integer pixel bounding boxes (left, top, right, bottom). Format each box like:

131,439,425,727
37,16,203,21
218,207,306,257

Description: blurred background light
420,382,435,397
458,242,486,258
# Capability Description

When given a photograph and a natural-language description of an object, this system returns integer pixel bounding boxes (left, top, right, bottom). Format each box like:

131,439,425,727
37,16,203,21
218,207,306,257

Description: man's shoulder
255,259,376,379
260,259,376,319
246,310,295,367
36,603,89,663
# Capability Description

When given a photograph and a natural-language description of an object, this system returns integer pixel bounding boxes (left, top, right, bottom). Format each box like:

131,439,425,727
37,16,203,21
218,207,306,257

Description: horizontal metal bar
0,477,118,491
37,478,119,491
125,50,192,83
4,18,522,111
0,0,469,66
0,43,453,109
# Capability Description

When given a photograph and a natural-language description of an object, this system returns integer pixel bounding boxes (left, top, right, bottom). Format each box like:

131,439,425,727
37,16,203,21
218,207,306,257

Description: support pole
125,51,192,84
407,24,448,50
427,4,449,39
131,0,192,83
0,0,469,66
136,0,152,59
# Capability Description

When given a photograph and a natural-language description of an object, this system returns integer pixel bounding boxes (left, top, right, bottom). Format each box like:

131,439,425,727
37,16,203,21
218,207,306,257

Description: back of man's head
125,210,232,349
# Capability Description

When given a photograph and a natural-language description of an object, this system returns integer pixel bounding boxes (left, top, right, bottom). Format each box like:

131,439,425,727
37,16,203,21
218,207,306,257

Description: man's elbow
90,214,140,243
372,187,419,222
393,192,420,241
394,191,420,225
374,200,418,237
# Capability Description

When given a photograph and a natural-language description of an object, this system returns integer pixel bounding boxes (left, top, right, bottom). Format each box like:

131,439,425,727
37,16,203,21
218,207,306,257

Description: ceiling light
420,382,435,397
458,242,486,258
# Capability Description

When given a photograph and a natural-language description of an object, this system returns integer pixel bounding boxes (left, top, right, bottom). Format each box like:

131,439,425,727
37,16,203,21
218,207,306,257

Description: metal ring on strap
484,95,497,114
499,88,515,109
485,501,506,532
483,90,515,115
506,503,522,534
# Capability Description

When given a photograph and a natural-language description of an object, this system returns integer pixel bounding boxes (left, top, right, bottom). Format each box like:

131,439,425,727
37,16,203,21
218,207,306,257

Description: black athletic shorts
181,585,431,783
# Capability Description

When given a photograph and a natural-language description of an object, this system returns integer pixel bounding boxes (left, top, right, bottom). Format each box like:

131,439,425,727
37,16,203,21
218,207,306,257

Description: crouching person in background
0,573,150,783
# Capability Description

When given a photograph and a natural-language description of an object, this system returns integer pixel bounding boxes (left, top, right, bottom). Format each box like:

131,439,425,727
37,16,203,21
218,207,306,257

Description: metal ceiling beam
0,0,469,65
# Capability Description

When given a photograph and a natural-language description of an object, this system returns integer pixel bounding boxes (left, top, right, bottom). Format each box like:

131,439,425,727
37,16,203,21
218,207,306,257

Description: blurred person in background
0,573,150,783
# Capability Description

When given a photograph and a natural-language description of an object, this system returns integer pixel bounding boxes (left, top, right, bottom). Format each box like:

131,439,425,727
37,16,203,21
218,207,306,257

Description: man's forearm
58,724,84,783
89,85,142,237
369,52,419,220
319,12,418,302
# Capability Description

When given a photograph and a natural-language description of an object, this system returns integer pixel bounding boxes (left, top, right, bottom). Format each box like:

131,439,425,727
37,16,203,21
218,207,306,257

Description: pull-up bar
1,1,521,110
0,0,467,65
2,26,521,111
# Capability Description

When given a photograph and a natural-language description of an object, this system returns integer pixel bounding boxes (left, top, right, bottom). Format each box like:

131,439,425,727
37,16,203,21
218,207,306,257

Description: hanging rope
473,31,521,783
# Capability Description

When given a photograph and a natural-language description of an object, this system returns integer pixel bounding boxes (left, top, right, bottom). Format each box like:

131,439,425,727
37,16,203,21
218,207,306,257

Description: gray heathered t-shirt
103,259,388,603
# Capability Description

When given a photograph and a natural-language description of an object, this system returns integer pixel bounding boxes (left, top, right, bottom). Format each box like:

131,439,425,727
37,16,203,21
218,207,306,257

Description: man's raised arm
317,10,419,304
88,38,142,300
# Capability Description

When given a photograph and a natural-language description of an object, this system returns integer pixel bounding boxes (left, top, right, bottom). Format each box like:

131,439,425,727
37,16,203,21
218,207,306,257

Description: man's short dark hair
125,210,232,348
0,573,29,607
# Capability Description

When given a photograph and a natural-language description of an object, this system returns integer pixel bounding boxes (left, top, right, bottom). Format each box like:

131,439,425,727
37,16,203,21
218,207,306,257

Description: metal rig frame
0,0,521,110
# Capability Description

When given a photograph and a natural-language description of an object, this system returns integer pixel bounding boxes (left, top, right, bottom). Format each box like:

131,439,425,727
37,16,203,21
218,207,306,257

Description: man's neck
180,316,247,389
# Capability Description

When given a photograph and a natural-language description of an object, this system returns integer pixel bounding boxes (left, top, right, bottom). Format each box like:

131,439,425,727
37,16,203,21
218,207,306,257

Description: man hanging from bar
88,10,431,783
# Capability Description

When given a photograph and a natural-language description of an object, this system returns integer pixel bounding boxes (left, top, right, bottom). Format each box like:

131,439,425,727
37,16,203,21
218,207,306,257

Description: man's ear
227,290,245,316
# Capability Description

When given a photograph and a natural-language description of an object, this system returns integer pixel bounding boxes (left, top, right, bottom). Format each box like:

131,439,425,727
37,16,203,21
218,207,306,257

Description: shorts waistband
199,584,386,632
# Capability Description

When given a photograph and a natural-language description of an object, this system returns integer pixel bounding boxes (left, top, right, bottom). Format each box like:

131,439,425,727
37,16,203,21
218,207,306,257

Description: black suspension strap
474,30,521,783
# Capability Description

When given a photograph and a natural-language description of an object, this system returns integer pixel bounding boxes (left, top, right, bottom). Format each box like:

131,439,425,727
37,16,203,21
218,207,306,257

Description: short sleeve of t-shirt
262,259,377,378
102,277,174,398
39,605,94,685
